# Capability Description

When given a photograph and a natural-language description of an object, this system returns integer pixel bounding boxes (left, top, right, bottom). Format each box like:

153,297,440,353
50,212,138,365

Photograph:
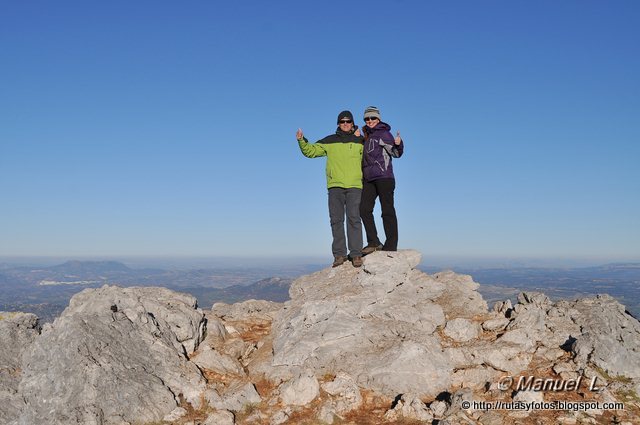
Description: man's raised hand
296,128,304,141
395,131,402,145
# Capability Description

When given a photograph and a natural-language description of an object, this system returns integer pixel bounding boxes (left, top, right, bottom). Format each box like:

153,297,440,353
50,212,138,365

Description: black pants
360,178,398,251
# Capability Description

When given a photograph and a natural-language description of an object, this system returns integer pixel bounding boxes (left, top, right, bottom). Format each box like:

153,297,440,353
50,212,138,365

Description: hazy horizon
2,253,639,270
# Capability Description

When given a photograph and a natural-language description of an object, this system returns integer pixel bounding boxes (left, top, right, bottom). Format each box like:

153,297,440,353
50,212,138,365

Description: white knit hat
363,106,381,120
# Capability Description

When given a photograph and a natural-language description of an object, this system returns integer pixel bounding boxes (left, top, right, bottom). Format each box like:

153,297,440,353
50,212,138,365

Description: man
296,110,364,267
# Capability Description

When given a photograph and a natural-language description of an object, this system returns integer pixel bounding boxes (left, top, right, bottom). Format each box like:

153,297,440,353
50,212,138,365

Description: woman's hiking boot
362,244,383,256
351,256,363,267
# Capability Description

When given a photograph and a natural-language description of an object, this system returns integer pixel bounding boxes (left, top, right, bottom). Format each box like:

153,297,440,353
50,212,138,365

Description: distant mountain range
420,263,640,320
1,260,639,323
0,260,318,289
0,261,309,323
180,277,293,309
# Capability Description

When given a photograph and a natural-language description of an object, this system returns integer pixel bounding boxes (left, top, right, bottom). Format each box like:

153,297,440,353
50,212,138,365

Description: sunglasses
339,120,353,124
364,117,379,122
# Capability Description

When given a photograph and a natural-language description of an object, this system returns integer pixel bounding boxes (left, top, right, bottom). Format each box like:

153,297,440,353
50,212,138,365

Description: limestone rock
432,270,488,318
163,407,187,421
385,393,433,422
272,250,457,398
212,299,283,322
447,338,533,375
205,316,229,342
206,381,261,412
430,399,448,418
513,389,544,403
557,413,579,424
451,366,501,390
404,395,433,421
64,285,205,353
507,292,549,339
499,328,537,350
362,249,421,275
321,372,362,413
0,312,40,424
493,299,513,316
279,370,320,406
510,390,544,418
478,411,505,425
265,256,640,423
192,345,245,375
535,346,565,362
220,337,251,360
318,403,337,424
479,345,533,374
570,295,640,379
17,285,206,425
517,292,552,308
270,408,291,425
482,317,510,331
203,410,235,425
443,317,481,342
363,340,452,397
445,388,474,416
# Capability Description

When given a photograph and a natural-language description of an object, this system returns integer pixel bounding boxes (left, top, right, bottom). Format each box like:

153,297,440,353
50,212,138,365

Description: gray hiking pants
328,187,363,258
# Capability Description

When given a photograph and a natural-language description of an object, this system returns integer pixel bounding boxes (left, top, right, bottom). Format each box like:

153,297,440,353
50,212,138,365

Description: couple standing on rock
297,106,404,268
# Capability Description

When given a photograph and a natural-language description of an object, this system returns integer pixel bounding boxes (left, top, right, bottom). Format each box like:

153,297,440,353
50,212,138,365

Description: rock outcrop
8,286,207,424
271,251,462,398
264,250,639,423
0,312,40,425
1,250,639,424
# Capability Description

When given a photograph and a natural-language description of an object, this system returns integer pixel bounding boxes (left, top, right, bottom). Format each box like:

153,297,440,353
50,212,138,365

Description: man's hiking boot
362,244,383,256
352,256,363,268
332,256,347,267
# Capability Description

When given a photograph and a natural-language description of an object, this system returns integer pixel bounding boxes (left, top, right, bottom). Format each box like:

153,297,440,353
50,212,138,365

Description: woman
359,106,404,254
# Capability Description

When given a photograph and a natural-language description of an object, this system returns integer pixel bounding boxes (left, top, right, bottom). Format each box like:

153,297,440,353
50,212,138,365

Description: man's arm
296,129,327,158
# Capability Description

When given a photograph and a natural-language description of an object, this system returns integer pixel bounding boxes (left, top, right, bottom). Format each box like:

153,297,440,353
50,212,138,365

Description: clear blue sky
1,0,639,261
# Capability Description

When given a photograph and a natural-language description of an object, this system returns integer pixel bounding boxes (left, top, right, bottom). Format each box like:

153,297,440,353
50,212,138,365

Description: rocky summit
1,250,639,424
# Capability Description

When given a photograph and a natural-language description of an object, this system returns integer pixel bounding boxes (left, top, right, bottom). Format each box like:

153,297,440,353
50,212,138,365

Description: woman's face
365,117,379,128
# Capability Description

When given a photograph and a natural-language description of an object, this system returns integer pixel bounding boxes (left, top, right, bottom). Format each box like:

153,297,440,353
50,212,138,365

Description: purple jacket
362,122,404,181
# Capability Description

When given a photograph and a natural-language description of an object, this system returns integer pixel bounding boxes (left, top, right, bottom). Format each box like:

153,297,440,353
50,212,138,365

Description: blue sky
1,0,639,261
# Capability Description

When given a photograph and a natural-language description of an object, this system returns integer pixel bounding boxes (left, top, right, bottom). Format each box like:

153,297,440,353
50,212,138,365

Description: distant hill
422,262,640,319
599,263,640,268
47,260,132,274
176,277,292,308
0,260,314,290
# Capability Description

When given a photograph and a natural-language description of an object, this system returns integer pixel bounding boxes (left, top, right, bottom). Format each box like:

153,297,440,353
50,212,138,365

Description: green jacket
298,129,364,189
